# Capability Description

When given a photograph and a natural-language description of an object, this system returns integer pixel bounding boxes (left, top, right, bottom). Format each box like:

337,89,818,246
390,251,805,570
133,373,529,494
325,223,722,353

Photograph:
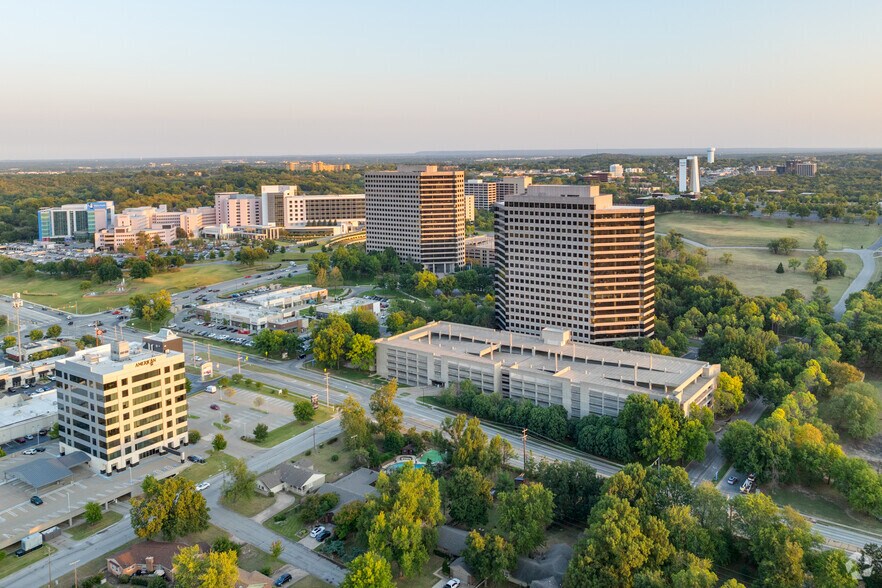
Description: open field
179,450,239,483
222,493,277,518
0,262,277,314
700,247,862,299
66,510,124,541
656,212,882,249
253,406,334,448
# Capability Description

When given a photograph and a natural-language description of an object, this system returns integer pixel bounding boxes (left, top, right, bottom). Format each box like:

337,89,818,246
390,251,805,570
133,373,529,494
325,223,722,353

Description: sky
2,0,882,159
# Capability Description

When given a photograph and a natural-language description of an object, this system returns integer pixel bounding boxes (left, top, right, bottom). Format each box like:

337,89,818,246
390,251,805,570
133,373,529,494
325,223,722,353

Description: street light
69,559,80,588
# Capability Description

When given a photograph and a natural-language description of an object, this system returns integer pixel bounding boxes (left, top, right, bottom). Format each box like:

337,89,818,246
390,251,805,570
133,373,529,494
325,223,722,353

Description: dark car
30,496,43,506
274,573,293,587
317,529,332,542
210,404,220,410
67,321,74,325
34,447,46,453
188,455,206,464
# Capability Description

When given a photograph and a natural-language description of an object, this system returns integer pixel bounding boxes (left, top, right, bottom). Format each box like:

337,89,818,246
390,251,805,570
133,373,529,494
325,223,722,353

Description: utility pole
324,368,330,408
12,292,22,362
237,353,241,375
46,544,52,588
192,340,196,364
521,428,528,470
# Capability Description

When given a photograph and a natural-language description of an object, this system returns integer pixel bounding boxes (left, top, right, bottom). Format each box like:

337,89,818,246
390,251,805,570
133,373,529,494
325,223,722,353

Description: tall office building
364,165,465,274
495,185,655,343
38,201,115,241
609,164,624,178
53,341,188,474
465,179,498,210
495,176,532,202
678,157,701,194
707,147,716,164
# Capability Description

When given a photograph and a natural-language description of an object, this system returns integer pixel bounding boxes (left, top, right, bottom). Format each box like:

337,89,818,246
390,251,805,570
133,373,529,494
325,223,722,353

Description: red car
112,310,121,315
244,275,252,278
210,404,220,410
15,437,27,444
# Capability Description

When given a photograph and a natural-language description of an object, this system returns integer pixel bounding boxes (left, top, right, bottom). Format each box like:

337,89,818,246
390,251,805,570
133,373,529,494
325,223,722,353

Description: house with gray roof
256,463,325,496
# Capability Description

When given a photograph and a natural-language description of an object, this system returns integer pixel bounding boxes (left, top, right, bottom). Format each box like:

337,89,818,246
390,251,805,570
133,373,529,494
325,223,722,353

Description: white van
206,385,217,394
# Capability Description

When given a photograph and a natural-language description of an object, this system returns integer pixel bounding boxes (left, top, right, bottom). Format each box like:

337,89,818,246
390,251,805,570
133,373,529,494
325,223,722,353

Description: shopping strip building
375,322,718,418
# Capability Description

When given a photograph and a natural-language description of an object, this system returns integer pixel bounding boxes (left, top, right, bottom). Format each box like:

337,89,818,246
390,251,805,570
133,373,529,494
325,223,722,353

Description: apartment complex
364,165,465,274
38,201,115,241
465,179,498,210
375,322,718,418
287,161,351,172
494,184,655,343
495,176,532,201
53,341,188,474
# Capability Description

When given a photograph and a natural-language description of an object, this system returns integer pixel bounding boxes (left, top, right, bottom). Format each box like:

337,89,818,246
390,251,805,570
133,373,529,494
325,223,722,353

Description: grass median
65,510,124,541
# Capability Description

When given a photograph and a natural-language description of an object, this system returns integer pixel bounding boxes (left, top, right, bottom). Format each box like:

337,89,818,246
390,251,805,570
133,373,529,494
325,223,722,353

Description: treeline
437,381,714,464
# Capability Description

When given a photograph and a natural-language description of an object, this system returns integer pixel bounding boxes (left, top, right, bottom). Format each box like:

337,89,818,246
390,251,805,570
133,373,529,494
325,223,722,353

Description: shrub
260,566,273,576
129,578,150,587
331,454,340,462
305,449,312,456
188,430,201,444
119,575,131,584
328,437,338,444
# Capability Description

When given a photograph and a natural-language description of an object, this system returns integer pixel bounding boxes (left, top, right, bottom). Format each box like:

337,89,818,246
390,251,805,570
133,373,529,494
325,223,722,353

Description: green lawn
700,247,862,299
0,262,274,314
251,407,334,448
264,503,308,542
768,485,882,535
292,442,355,481
180,450,239,483
66,510,124,540
304,361,383,385
221,493,277,517
294,577,334,588
0,544,57,580
656,212,882,249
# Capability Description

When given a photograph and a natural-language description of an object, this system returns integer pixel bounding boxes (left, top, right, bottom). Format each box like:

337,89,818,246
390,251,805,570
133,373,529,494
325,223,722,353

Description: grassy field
701,247,862,299
293,443,356,482
221,493,277,517
264,503,307,542
181,523,280,574
252,408,334,448
294,577,334,588
180,450,239,483
0,262,276,314
768,484,882,535
656,212,882,249
0,544,57,580
66,510,124,540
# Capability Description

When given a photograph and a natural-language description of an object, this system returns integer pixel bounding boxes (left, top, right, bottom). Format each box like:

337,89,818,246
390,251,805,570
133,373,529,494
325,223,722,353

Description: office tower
495,176,532,201
37,201,115,241
678,157,701,194
609,164,624,179
795,161,817,177
494,185,655,343
364,165,465,274
707,147,716,164
465,179,498,210
261,185,298,226
54,341,188,474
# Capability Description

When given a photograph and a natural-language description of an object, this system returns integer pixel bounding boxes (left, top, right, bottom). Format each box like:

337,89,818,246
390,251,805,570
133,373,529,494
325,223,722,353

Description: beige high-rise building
465,179,498,210
494,184,655,343
495,176,532,202
364,165,465,274
54,341,188,474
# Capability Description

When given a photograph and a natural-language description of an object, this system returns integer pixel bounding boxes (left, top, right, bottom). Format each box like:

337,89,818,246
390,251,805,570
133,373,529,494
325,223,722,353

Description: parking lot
187,388,300,458
0,444,184,547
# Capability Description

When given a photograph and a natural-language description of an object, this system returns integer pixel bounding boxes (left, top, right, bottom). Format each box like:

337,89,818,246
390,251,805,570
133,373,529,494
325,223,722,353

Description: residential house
256,463,325,496
106,540,192,580
236,567,273,588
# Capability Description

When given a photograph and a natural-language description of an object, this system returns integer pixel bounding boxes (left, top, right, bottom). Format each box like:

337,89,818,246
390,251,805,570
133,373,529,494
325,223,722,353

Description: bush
260,566,273,576
129,578,150,587
119,575,131,584
273,513,286,522
328,437,338,444
305,449,312,456
331,454,340,462
188,430,201,444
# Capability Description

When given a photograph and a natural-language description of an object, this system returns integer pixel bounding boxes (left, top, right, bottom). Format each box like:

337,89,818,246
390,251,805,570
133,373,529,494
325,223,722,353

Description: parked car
25,434,34,440
727,476,738,485
188,455,206,463
195,482,210,492
23,449,37,455
274,573,292,587
30,496,43,506
34,447,46,453
15,437,27,444
309,526,325,538
444,580,461,588
67,321,74,325
210,404,220,410
317,529,331,542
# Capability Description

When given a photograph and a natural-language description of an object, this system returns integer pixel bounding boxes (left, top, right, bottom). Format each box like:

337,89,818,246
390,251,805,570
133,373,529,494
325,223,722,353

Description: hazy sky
3,0,882,159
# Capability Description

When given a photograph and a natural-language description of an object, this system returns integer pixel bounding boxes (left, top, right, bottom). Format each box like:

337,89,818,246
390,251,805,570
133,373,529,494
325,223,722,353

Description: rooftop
378,322,715,397
315,297,378,315
0,390,58,425
55,342,181,376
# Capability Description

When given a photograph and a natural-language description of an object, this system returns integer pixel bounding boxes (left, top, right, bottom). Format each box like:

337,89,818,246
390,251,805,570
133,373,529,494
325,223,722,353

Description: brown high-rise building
364,165,465,274
494,184,655,343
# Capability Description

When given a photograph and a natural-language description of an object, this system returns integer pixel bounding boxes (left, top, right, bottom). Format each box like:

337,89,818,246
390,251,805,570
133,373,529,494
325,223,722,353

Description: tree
497,482,555,556
294,400,316,422
311,313,354,368
346,308,381,338
29,329,43,341
719,253,733,266
46,324,62,338
365,465,444,578
806,255,828,283
130,476,209,540
329,266,344,288
788,258,802,272
447,466,493,527
172,544,238,588
826,258,847,278
860,543,882,588
129,290,172,324
824,382,882,440
270,540,283,559
464,531,517,586
642,401,685,462
222,458,256,502
768,237,799,255
253,423,269,442
370,379,403,437
528,460,603,524
188,430,201,444
129,259,153,279
84,501,103,525
412,270,438,297
814,235,828,255
341,394,372,449
315,267,328,288
809,549,858,588
238,246,269,266
341,551,395,588
308,252,331,276
714,372,745,416
213,433,227,451
347,333,376,371
776,262,785,274
2,335,15,349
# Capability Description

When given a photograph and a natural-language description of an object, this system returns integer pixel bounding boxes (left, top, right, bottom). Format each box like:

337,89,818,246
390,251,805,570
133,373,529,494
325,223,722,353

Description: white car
195,356,203,362
195,482,210,492
22,448,37,455
444,580,461,588
309,526,325,538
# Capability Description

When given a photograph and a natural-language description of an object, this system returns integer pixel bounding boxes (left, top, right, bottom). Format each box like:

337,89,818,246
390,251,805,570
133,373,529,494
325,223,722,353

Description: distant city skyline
2,0,882,159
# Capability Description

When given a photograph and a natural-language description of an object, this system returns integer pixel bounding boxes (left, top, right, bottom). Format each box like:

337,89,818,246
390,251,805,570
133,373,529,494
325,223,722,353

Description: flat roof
55,342,182,376
246,285,326,306
316,297,377,315
0,391,57,426
378,322,713,395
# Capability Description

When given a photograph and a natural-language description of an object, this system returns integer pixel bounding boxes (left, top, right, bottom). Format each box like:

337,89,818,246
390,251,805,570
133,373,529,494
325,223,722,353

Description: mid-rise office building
465,179,498,210
678,157,701,194
53,341,188,474
464,195,476,223
707,147,716,164
609,164,624,179
287,161,351,172
38,201,115,241
261,185,298,226
465,235,494,267
215,192,261,227
364,165,465,274
795,161,818,177
376,322,718,418
495,176,532,202
494,184,655,343
260,185,364,230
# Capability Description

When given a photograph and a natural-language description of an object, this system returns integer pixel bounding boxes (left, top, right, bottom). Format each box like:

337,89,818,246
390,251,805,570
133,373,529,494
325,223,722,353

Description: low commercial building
464,235,494,267
5,340,65,362
143,328,184,353
197,285,327,331
0,391,57,445
94,225,177,250
54,341,188,474
315,297,380,319
375,321,719,418
0,358,56,391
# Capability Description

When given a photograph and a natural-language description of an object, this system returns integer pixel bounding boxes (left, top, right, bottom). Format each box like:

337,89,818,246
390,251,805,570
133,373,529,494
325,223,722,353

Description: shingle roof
108,540,190,570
